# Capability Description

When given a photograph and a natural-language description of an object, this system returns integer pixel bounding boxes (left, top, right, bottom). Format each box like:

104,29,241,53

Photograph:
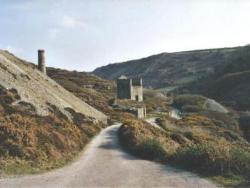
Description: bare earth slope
0,50,107,123
0,124,217,188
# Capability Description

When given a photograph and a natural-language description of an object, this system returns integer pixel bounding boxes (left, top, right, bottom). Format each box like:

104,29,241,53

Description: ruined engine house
116,75,143,102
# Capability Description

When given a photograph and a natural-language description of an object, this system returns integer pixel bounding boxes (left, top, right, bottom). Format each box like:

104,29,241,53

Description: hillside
189,71,250,110
93,45,250,112
47,68,115,113
93,46,243,88
0,50,107,123
174,45,250,111
0,50,107,175
47,68,171,120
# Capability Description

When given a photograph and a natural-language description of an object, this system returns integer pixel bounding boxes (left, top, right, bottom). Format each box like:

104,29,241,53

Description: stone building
116,75,146,119
135,107,147,119
117,75,143,102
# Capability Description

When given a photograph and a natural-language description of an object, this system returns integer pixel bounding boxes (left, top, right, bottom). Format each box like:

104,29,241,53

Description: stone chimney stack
38,49,46,75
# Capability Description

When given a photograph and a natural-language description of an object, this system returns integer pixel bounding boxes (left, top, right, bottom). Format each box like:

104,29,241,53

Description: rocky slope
0,50,108,175
0,50,107,123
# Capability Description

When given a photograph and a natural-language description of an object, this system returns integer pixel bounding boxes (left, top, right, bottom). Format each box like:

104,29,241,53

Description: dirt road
0,124,217,188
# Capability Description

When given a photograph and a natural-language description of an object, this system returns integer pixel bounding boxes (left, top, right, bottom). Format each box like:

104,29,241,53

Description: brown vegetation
143,89,171,113
0,86,105,175
119,115,250,187
47,68,115,114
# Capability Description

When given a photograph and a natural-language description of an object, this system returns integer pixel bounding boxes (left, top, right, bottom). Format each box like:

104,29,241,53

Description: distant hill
175,45,250,111
93,46,244,88
94,45,250,111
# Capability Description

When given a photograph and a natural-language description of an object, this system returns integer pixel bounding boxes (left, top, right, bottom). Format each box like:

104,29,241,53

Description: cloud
61,15,86,29
48,15,87,39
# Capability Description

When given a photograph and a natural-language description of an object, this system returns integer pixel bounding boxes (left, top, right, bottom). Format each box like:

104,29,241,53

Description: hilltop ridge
93,46,241,88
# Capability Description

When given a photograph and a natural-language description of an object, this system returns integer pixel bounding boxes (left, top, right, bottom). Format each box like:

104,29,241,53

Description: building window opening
136,95,139,101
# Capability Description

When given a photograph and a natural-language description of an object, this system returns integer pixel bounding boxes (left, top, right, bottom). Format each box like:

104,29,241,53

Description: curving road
0,124,217,188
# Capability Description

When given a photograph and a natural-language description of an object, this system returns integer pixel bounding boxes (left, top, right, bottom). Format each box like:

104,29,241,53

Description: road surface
0,124,217,188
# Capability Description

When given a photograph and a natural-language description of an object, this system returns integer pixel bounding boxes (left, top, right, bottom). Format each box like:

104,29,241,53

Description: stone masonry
117,75,143,102
116,75,146,119
38,49,46,75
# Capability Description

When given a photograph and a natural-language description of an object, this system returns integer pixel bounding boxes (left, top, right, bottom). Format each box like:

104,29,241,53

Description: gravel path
146,118,165,131
204,99,228,113
0,124,217,188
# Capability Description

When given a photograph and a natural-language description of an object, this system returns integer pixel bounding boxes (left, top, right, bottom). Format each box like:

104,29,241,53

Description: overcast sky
0,0,250,71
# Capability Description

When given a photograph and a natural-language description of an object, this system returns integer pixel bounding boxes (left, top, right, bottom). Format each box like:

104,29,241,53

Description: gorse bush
119,116,250,187
230,148,250,175
174,142,230,174
174,142,250,176
139,139,166,160
239,113,250,141
173,95,206,110
200,111,239,131
119,119,177,159
181,104,202,113
0,86,105,175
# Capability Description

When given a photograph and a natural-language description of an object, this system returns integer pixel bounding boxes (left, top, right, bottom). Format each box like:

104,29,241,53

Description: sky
0,0,250,71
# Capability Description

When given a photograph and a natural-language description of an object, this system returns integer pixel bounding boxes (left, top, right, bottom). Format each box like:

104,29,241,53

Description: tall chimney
38,49,46,75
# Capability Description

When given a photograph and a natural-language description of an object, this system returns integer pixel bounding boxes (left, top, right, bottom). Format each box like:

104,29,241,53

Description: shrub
170,133,188,145
139,139,166,160
0,103,104,174
7,143,25,158
239,114,250,141
181,104,203,113
173,143,213,171
173,94,206,110
118,110,250,187
173,141,250,177
201,111,239,131
230,147,250,175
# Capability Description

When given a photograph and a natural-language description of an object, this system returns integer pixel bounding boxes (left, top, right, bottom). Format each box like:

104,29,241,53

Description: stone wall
136,107,146,119
131,86,143,102
125,107,146,119
132,78,142,86
117,79,132,100
117,77,143,102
